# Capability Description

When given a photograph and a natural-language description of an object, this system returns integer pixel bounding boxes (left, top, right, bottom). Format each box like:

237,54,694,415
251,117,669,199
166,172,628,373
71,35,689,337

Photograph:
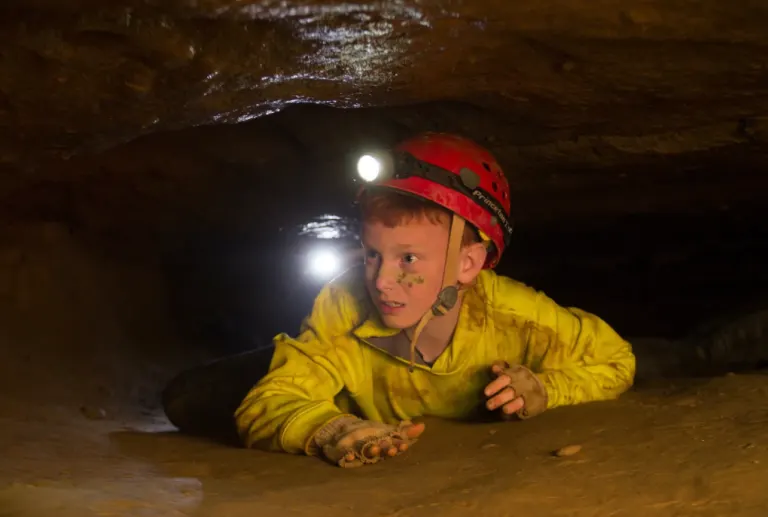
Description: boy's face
361,216,452,329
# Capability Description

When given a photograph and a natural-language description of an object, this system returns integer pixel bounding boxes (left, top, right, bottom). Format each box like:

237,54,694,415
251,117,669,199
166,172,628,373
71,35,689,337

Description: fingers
501,395,525,415
333,420,423,467
486,385,515,410
484,374,511,397
366,443,381,457
403,421,426,439
359,425,423,462
486,386,525,414
486,362,526,417
356,439,405,462
491,360,509,375
381,438,413,456
375,423,422,456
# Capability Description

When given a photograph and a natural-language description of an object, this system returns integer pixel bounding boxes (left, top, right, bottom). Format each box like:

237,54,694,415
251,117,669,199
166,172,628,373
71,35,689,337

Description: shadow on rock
631,300,768,383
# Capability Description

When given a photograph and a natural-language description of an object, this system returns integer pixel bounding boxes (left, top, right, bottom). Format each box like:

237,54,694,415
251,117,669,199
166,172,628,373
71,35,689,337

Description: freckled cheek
364,263,408,295
396,272,427,288
401,277,441,305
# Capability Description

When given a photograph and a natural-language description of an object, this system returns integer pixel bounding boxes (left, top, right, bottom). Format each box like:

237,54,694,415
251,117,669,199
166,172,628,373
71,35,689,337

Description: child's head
355,132,513,330
360,189,489,329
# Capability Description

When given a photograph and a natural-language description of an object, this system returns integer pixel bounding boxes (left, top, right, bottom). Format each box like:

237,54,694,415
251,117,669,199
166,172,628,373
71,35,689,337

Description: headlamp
306,248,341,280
356,152,395,183
357,155,380,182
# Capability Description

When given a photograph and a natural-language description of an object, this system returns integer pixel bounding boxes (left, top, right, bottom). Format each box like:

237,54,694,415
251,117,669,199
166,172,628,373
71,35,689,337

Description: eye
402,253,418,265
364,249,380,262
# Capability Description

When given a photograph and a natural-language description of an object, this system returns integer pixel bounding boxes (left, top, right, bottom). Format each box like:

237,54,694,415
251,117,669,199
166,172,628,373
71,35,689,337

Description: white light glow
357,154,381,182
307,249,341,279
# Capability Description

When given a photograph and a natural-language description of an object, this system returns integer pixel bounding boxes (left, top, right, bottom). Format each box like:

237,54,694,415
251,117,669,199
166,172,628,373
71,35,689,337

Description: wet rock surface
1,0,768,173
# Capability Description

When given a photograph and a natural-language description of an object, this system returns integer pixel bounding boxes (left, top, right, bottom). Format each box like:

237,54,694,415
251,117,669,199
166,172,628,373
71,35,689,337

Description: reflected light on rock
298,214,358,240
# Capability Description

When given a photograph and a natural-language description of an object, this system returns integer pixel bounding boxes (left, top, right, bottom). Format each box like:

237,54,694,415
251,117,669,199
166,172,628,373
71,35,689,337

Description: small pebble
553,444,582,457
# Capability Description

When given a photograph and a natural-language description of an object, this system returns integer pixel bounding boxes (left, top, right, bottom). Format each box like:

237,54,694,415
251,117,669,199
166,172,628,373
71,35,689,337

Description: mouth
378,300,405,314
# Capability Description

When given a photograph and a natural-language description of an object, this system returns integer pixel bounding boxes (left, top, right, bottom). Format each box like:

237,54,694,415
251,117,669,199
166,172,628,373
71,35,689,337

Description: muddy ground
2,372,768,517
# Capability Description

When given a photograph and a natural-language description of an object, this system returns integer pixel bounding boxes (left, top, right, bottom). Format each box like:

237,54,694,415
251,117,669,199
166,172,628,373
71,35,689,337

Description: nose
374,260,399,292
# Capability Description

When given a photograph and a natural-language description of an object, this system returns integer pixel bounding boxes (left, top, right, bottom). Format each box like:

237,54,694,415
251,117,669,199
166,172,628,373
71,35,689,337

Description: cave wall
4,103,767,245
1,103,764,345
0,101,767,424
2,1,768,172
0,221,208,421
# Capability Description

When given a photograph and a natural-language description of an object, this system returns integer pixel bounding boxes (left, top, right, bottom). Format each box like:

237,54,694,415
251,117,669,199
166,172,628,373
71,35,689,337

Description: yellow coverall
235,267,636,454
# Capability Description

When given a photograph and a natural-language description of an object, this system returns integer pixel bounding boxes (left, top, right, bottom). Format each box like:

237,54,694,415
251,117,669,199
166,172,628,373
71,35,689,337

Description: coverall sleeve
522,290,636,409
234,283,363,454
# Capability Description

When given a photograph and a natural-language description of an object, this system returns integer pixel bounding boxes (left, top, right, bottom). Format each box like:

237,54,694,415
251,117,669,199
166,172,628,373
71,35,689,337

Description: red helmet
358,132,513,268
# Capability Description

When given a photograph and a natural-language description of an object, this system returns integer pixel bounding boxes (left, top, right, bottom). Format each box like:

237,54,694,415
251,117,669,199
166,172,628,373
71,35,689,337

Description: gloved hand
311,416,425,468
484,361,548,419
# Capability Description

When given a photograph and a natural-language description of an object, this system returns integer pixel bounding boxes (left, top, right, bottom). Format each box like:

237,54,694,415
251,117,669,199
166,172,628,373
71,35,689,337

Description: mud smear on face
397,272,425,288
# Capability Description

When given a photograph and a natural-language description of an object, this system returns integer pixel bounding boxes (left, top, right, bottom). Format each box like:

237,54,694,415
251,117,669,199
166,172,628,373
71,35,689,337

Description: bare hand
484,361,526,415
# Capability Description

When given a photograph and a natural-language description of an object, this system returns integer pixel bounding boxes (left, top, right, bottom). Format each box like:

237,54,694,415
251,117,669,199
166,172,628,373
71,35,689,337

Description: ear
456,242,488,285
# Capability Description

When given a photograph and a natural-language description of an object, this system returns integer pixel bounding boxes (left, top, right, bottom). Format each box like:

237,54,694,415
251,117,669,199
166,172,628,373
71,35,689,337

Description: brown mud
3,373,768,517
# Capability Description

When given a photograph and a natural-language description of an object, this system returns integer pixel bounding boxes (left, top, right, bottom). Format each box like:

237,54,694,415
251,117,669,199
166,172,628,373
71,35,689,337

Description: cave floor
2,373,768,517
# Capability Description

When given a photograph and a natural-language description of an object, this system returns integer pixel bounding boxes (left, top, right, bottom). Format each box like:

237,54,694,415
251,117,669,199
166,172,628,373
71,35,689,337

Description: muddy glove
484,361,548,419
311,416,425,468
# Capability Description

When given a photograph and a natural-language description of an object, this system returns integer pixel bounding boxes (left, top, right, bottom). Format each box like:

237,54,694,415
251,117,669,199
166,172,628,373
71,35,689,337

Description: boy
235,133,636,468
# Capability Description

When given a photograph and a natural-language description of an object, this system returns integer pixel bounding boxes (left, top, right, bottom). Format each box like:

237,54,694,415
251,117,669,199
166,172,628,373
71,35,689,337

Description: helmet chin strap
408,213,466,373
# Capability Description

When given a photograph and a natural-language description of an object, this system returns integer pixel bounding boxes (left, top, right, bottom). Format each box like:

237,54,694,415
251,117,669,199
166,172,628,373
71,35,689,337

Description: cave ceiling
1,0,767,243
